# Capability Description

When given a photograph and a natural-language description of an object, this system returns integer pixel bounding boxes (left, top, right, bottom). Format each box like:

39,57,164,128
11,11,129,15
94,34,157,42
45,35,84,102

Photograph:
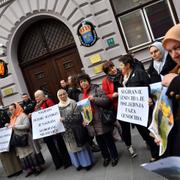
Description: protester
57,89,93,171
60,79,69,92
77,73,119,167
21,93,45,167
0,107,22,177
8,103,43,177
160,24,180,156
21,93,36,116
147,41,176,83
102,60,137,158
118,54,159,162
34,90,71,169
67,75,81,102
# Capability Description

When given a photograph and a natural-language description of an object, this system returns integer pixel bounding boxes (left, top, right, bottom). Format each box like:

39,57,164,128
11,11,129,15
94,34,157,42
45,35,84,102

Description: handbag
100,107,116,125
67,112,89,147
10,133,29,147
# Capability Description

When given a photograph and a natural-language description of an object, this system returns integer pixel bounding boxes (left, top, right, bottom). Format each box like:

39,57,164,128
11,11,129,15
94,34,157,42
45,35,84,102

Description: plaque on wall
77,21,98,47
0,59,8,78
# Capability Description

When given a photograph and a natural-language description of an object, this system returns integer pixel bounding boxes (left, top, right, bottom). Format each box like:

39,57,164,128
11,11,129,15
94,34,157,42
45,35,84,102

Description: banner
77,98,93,124
117,87,149,127
32,105,65,139
148,86,174,156
0,127,12,153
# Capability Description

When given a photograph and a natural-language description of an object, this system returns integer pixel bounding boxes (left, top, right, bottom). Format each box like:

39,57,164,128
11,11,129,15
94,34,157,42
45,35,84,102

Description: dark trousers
96,131,118,160
44,134,71,168
119,121,159,159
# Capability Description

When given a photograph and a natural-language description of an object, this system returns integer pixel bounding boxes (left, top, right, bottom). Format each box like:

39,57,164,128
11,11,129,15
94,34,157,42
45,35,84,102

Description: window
112,0,176,50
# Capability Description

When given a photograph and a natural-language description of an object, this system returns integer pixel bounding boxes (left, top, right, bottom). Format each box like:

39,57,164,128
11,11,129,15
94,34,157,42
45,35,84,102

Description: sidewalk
0,129,167,180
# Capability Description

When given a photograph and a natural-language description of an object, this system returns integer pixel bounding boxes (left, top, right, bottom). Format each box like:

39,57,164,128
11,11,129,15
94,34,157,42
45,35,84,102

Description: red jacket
102,76,118,110
41,98,55,109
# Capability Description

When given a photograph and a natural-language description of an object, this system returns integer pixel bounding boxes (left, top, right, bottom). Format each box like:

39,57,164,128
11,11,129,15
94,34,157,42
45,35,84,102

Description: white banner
32,105,65,139
0,127,12,153
117,87,149,127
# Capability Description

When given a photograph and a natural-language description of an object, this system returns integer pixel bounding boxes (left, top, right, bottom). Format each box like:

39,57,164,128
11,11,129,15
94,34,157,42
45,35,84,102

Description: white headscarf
150,41,168,74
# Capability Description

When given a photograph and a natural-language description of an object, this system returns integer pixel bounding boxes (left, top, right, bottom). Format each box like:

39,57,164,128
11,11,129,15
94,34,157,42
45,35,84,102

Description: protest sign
77,98,93,124
32,105,65,139
149,86,174,156
141,156,180,180
117,87,149,127
0,127,12,153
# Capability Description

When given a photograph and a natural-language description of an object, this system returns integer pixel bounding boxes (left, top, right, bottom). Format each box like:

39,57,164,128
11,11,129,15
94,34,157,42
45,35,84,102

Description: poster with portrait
77,98,93,124
148,87,174,156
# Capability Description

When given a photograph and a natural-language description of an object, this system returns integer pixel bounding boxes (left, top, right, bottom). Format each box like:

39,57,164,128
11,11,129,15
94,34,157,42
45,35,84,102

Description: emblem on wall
0,59,8,78
77,21,98,47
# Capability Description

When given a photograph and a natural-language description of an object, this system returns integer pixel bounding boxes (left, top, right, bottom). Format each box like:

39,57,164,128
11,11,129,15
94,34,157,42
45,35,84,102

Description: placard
32,105,65,139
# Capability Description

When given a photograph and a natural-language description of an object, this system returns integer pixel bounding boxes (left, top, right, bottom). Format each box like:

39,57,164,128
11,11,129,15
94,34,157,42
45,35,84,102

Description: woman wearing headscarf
147,41,176,84
77,73,119,167
0,107,22,177
57,89,93,171
160,24,180,156
8,103,43,177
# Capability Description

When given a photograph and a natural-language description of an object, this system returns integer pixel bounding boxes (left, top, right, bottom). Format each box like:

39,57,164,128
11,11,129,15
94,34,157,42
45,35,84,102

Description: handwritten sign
32,105,65,139
0,127,12,153
117,87,149,127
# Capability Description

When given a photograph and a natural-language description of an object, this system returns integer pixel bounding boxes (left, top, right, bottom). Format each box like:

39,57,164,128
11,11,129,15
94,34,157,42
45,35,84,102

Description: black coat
147,54,177,84
0,109,10,128
21,99,36,115
165,75,180,156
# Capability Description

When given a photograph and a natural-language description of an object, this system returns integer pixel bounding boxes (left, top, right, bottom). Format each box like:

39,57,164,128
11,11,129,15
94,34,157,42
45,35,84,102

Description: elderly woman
147,41,176,83
57,89,93,171
77,73,119,167
0,107,22,177
118,54,159,162
8,103,43,177
160,24,180,156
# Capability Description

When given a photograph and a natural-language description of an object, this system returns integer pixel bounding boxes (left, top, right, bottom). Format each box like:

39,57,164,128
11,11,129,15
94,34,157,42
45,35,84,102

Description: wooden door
22,47,83,101
53,48,83,81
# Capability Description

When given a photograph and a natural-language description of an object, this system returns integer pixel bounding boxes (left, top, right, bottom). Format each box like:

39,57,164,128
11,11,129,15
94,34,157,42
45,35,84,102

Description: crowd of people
0,24,179,178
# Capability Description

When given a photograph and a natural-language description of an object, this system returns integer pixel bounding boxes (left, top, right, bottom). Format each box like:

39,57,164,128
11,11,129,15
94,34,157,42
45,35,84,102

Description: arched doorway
18,18,83,101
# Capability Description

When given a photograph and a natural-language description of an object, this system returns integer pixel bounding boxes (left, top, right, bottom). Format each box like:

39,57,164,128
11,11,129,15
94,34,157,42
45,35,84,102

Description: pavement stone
0,128,167,180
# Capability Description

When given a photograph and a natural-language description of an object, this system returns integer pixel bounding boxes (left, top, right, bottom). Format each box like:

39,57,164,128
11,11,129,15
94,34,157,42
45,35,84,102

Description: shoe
25,170,34,177
111,159,118,167
91,143,100,152
55,165,62,170
85,165,92,171
149,158,156,162
76,166,82,171
64,162,71,169
127,146,137,158
34,168,43,176
103,159,110,167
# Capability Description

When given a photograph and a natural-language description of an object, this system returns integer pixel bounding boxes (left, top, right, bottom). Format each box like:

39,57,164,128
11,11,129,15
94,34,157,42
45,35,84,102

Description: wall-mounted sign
106,38,115,47
89,54,101,64
77,21,98,47
0,59,8,78
2,87,13,96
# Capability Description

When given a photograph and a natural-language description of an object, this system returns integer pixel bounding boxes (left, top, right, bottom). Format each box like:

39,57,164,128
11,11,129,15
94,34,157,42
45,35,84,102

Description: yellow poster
89,54,101,64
